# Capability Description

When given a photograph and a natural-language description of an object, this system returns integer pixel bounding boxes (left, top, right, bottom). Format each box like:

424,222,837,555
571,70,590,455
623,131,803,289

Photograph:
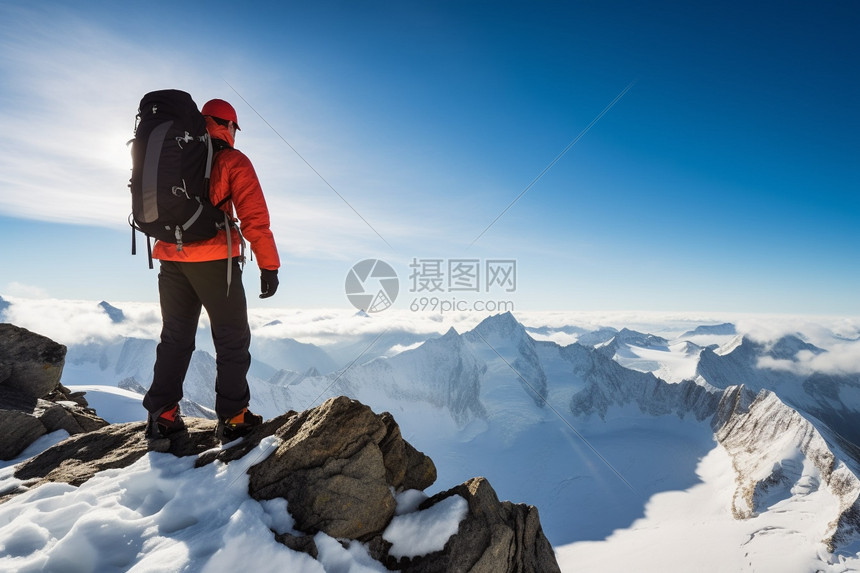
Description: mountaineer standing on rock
142,98,280,442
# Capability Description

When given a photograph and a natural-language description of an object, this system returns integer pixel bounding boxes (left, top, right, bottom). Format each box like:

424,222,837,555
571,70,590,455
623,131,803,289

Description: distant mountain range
29,302,860,570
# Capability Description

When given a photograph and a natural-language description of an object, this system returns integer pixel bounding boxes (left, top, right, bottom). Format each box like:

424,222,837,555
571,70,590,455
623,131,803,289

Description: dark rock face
372,477,561,573
0,324,108,460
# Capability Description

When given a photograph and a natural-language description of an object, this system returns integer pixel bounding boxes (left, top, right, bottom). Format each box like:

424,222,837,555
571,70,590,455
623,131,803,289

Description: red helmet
201,99,240,130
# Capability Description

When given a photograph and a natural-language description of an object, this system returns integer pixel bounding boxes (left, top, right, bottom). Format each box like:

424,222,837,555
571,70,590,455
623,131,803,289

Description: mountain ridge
5,305,860,571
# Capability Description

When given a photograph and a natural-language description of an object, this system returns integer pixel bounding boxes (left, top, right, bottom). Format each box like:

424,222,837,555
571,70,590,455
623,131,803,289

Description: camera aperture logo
345,259,399,313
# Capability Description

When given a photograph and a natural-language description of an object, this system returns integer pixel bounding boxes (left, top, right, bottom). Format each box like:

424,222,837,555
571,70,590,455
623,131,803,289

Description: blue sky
0,0,857,314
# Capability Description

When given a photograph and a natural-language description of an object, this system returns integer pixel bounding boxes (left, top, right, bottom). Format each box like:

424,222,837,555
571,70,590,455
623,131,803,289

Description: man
143,98,280,442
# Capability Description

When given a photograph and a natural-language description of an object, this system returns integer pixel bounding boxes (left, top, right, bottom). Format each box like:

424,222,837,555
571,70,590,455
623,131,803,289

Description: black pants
143,259,251,419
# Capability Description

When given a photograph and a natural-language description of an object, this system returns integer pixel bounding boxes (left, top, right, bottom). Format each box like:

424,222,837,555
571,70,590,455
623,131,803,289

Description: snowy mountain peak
574,326,619,347
612,328,669,349
711,333,825,363
680,322,737,338
419,326,465,351
715,334,746,356
766,334,825,360
441,326,460,339
470,311,529,343
98,300,125,324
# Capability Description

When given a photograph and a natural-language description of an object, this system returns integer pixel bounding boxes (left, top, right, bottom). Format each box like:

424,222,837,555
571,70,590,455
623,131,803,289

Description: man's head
202,99,240,133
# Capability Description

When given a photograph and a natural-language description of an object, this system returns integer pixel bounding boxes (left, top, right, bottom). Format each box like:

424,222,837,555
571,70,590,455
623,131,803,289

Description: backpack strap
209,140,241,295
223,214,248,297
129,213,154,269
204,132,214,183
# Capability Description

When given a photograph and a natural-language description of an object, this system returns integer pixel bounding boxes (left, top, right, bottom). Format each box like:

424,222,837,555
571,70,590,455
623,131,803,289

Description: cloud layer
3,295,858,376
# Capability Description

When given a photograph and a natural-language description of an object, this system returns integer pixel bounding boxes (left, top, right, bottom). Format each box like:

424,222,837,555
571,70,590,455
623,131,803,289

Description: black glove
260,269,279,299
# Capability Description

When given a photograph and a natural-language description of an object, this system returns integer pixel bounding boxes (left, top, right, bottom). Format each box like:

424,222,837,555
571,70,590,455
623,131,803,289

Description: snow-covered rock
1,395,560,572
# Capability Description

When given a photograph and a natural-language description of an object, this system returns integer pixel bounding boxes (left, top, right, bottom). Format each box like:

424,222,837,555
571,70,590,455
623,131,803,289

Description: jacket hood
205,116,235,148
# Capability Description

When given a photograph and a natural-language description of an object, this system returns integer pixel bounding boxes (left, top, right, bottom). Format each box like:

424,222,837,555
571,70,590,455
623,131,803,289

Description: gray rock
0,360,12,385
375,477,561,573
246,396,435,540
378,411,438,491
0,410,47,460
34,399,107,435
0,362,109,460
273,532,319,559
0,323,66,399
8,418,221,498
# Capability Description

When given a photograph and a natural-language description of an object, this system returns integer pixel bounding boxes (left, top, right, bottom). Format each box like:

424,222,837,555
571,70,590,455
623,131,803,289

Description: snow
0,400,467,572
555,444,853,573
65,385,147,424
610,340,702,383
383,494,468,558
0,436,303,573
393,489,430,515
0,426,448,570
5,301,860,571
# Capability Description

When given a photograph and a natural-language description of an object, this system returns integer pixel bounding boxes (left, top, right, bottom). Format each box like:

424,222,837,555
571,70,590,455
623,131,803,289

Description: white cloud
2,282,50,299
0,6,218,230
3,292,859,380
1,296,162,345
757,340,860,376
0,5,548,266
0,6,383,261
737,315,860,348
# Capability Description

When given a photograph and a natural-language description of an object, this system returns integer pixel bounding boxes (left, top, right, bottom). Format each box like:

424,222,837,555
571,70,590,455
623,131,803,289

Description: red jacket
152,118,280,270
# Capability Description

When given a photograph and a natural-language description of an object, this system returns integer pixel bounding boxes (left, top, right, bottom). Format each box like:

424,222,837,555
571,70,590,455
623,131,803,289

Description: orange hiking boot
216,407,263,442
145,404,186,439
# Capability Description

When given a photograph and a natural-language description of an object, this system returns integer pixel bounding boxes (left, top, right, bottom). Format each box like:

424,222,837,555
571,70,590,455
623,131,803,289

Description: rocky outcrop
242,396,437,540
2,393,561,572
5,417,220,495
370,477,561,573
1,323,66,399
0,324,108,460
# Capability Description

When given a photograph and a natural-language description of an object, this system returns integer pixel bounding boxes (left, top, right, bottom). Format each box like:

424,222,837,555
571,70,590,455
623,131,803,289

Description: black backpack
128,89,231,268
